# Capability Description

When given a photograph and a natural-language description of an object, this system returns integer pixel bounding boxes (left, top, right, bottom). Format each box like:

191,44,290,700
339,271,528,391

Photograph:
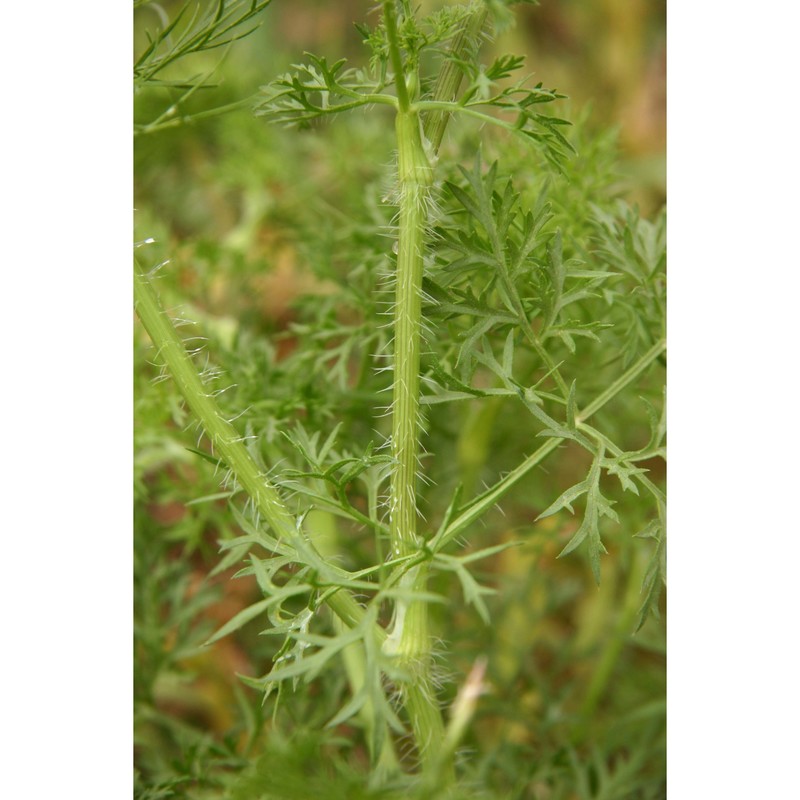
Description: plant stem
383,0,461,777
422,4,488,152
383,0,410,112
133,262,369,633
309,509,401,775
390,110,432,558
383,3,498,778
388,77,449,783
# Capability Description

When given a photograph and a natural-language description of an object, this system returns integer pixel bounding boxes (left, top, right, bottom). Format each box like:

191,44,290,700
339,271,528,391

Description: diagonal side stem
133,262,371,633
422,4,488,152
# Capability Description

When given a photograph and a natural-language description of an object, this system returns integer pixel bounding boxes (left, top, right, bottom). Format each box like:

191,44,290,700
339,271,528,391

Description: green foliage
135,0,665,796
134,0,274,133
134,0,273,86
255,54,392,127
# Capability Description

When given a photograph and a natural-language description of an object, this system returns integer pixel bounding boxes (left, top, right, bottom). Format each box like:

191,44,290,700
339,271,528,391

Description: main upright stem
389,109,432,559
380,2,493,780
381,0,450,777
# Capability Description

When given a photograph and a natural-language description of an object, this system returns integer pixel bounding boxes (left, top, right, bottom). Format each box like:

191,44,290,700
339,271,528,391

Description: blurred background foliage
134,2,665,797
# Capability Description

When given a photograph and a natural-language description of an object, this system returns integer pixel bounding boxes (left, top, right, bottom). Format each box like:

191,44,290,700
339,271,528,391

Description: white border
2,1,131,796
668,1,799,795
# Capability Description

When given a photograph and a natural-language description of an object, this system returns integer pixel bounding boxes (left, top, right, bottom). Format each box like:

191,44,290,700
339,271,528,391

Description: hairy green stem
382,0,478,777
390,110,433,558
133,263,369,633
382,4,499,777
387,87,448,783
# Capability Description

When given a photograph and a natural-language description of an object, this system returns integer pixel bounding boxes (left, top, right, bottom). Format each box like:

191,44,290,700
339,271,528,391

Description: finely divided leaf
537,449,617,583
256,54,389,127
